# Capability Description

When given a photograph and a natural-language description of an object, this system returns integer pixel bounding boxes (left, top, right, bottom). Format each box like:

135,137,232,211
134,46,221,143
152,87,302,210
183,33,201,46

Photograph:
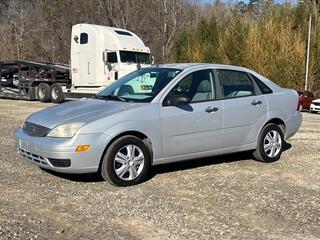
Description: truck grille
23,122,50,137
19,148,48,165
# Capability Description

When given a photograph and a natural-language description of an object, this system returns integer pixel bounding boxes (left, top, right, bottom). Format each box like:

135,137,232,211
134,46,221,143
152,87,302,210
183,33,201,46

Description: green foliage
173,2,320,93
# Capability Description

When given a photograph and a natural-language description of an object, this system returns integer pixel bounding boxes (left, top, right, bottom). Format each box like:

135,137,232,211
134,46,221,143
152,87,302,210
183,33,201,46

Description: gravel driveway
0,99,319,240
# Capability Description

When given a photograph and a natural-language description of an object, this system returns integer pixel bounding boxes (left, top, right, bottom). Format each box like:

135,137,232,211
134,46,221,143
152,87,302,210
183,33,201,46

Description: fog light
76,145,90,152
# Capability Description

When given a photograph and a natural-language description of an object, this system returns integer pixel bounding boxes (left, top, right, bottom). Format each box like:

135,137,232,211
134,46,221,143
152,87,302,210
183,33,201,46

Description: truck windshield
96,68,181,103
120,51,151,64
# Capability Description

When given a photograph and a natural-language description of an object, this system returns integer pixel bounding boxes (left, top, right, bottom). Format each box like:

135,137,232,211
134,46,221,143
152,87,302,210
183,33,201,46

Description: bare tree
0,0,197,63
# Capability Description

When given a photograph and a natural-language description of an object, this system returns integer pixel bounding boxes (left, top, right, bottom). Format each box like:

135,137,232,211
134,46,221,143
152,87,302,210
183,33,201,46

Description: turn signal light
75,145,90,152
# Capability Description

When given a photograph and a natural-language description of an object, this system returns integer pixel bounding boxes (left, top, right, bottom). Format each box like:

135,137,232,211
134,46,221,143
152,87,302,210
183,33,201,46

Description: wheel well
265,118,286,134
98,131,153,171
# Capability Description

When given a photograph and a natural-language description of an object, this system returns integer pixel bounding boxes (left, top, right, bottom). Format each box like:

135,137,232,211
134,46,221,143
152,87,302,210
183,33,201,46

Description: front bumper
310,104,320,112
14,129,110,174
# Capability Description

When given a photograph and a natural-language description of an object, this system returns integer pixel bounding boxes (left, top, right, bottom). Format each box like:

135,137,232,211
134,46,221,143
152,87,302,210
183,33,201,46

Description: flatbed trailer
0,60,71,102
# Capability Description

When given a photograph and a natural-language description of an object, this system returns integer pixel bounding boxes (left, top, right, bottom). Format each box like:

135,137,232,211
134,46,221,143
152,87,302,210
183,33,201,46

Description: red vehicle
296,90,315,110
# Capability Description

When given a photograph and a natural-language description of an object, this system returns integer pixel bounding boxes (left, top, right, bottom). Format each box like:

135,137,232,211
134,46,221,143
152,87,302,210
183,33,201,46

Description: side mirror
103,50,117,71
102,50,108,62
164,94,191,106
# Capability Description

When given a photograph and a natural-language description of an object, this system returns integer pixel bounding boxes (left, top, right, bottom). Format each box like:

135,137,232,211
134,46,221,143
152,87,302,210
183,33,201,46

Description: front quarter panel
104,120,162,161
78,103,162,162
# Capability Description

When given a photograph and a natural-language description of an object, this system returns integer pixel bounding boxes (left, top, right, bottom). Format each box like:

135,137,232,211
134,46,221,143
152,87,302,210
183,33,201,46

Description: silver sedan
14,64,302,186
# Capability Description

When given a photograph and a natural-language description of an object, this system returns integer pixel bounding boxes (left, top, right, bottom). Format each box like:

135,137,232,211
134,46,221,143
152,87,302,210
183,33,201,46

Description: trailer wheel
37,83,51,102
50,83,64,103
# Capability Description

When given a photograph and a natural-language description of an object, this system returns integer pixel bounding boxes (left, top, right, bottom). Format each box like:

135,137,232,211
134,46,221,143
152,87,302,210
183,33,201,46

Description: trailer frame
0,60,70,101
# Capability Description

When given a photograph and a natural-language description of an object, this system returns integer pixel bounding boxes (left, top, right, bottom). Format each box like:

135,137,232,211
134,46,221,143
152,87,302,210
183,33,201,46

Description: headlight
47,123,86,138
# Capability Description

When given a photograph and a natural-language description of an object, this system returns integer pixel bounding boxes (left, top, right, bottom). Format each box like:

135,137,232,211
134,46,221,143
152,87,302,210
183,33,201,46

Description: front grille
23,122,50,137
19,148,48,165
48,158,71,167
313,102,320,106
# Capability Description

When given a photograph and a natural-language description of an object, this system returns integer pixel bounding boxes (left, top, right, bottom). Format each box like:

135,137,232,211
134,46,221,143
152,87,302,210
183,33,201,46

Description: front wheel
100,136,151,186
253,124,284,163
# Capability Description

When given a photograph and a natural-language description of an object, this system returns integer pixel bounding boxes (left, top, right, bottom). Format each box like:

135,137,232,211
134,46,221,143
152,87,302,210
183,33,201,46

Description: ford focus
14,64,302,186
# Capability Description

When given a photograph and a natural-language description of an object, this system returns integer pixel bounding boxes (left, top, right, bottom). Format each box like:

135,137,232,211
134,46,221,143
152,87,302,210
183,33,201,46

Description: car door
216,69,267,148
159,69,224,158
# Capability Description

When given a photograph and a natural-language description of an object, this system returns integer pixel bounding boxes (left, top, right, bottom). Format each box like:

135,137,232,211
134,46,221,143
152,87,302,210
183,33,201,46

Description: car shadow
39,142,292,183
146,142,292,182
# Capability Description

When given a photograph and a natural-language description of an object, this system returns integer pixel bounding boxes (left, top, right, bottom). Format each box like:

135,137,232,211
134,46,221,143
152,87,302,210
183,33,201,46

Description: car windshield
96,68,182,103
120,51,151,64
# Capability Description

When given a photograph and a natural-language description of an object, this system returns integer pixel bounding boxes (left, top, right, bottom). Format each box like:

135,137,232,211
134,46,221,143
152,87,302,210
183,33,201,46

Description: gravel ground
0,99,319,240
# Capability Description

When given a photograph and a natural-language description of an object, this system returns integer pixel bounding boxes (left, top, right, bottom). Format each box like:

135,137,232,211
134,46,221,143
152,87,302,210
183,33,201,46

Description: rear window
251,74,273,94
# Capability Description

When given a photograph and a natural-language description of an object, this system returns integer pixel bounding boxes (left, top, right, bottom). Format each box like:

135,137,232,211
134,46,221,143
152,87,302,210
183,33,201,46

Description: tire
100,135,151,186
37,83,51,102
253,123,284,163
50,83,64,103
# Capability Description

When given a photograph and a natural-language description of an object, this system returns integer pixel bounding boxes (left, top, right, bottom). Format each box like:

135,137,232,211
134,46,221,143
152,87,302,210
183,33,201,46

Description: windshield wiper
95,94,126,102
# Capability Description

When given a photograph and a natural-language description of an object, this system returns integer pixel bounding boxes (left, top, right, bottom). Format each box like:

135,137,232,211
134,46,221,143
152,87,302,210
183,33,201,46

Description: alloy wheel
113,144,145,181
263,130,282,158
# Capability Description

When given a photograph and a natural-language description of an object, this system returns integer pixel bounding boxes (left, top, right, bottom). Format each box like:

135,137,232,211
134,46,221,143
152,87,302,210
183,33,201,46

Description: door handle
251,100,262,106
205,106,219,113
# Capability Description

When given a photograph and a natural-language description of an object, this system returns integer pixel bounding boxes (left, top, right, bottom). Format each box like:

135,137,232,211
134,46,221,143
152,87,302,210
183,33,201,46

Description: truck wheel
50,83,64,103
37,83,51,102
100,135,151,186
253,123,284,163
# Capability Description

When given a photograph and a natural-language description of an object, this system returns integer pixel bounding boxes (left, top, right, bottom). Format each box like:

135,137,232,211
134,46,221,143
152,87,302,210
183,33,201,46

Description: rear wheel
100,135,151,186
253,124,284,162
50,83,64,103
37,83,51,102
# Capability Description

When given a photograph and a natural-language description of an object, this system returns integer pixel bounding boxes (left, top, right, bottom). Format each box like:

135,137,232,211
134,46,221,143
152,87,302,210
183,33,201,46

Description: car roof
155,63,251,72
151,63,283,92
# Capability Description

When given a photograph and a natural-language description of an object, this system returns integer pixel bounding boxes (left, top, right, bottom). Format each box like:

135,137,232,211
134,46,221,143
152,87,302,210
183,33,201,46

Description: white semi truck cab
70,24,152,94
0,23,152,103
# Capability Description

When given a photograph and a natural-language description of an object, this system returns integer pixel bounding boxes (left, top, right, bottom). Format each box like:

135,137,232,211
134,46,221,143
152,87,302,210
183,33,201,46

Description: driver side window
168,69,216,103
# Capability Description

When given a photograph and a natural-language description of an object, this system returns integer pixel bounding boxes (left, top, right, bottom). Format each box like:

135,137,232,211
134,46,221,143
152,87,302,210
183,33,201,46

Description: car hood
312,98,320,103
26,99,146,129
